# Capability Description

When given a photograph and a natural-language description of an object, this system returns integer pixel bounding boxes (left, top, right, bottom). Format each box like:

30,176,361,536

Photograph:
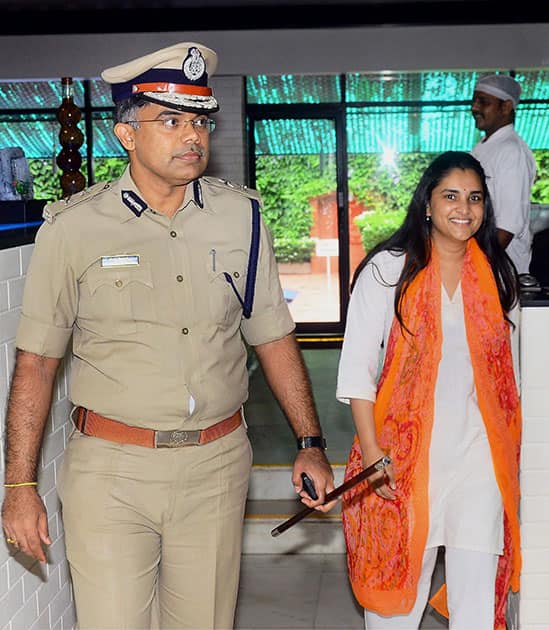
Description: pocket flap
86,262,153,295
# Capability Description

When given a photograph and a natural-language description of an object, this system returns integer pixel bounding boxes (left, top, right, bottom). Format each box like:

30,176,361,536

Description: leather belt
74,407,242,448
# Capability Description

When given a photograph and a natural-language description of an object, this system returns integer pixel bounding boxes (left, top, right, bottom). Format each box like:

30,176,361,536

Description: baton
270,455,392,537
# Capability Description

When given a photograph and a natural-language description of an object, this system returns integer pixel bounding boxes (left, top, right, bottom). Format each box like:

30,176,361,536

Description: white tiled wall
0,244,76,630
519,305,549,629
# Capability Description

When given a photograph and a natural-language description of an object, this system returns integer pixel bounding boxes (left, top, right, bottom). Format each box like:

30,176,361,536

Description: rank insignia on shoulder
42,182,111,223
201,176,262,203
121,190,148,217
193,179,204,208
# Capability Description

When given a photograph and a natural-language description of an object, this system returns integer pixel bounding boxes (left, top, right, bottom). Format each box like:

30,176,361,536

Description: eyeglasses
125,116,216,134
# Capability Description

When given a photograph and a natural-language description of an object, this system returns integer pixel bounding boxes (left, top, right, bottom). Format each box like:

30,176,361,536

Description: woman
337,151,521,629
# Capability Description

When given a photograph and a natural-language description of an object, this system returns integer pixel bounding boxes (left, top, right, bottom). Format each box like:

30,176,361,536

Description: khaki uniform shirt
16,167,295,430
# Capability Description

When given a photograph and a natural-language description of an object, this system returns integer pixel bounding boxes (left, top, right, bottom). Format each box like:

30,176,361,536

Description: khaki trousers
58,423,252,630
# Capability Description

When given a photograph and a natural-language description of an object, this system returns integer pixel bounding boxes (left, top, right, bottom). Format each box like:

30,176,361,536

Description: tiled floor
234,553,448,629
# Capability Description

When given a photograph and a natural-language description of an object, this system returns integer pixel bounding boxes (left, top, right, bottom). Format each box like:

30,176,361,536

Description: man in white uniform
471,73,537,274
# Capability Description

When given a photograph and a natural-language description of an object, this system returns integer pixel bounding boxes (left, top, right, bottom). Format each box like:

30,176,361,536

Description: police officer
1,42,335,629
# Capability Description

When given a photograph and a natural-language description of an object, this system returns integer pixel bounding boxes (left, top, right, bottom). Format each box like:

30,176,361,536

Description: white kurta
337,250,505,555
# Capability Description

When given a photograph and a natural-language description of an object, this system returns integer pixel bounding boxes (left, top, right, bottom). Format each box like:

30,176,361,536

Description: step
243,498,345,554
243,464,347,554
248,464,346,501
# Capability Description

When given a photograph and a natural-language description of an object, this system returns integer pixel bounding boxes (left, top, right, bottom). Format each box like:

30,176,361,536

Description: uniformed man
1,42,335,629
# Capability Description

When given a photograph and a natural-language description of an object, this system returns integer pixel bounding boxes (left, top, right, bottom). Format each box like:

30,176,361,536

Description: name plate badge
101,255,140,268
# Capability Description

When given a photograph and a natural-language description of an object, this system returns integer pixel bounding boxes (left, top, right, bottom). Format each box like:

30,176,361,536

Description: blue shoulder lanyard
223,198,261,319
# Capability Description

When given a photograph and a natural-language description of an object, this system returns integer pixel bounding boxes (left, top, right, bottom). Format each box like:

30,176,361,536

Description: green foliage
93,157,128,182
28,157,128,201
533,151,549,203
348,153,436,213
256,155,336,241
273,236,316,262
29,159,62,201
256,154,337,262
255,152,434,261
354,209,406,252
347,152,433,252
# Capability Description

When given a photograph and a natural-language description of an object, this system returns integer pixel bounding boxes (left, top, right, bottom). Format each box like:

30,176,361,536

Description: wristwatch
296,436,327,450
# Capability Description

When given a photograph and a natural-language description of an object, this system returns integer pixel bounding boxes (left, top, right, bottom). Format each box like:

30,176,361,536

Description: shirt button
170,231,177,238
115,280,123,287
182,327,189,335
176,275,183,282
233,271,240,278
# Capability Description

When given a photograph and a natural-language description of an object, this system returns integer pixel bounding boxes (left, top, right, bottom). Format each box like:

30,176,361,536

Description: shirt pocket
206,250,249,326
79,262,154,336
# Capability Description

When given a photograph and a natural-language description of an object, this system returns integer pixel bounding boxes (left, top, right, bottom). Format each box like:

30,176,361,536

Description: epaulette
42,181,112,223
201,176,263,204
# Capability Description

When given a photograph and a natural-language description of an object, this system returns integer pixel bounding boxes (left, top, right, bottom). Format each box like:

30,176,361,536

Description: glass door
248,113,349,335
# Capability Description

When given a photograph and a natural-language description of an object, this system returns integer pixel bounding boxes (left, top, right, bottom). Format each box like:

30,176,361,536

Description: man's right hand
2,487,51,563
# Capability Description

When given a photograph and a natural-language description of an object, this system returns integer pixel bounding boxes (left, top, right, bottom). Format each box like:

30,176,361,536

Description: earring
425,215,431,223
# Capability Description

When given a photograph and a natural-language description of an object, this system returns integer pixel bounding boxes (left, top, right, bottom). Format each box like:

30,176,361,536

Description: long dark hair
351,151,518,331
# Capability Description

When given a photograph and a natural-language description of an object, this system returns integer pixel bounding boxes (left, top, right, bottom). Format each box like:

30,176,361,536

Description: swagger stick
271,455,392,537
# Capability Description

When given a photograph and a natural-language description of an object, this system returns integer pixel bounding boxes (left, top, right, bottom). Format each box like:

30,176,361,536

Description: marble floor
234,553,448,630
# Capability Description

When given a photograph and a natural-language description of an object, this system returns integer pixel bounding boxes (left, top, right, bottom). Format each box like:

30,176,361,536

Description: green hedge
354,209,406,252
28,157,128,201
273,236,316,263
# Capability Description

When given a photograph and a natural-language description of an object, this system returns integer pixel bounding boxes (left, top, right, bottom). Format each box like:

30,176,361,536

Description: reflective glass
247,74,341,104
254,118,340,324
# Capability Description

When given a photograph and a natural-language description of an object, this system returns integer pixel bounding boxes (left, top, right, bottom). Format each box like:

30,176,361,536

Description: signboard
315,238,339,257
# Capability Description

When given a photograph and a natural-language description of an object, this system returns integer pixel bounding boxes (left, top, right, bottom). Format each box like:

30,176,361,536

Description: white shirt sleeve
489,143,532,238
336,251,404,404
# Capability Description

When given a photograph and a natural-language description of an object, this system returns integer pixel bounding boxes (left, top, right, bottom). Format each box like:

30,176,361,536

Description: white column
519,304,549,629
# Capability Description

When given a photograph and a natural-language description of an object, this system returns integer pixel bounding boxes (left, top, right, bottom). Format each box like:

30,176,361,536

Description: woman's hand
361,444,397,500
349,399,396,500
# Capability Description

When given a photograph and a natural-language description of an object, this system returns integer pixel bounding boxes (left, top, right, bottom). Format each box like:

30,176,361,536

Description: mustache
175,145,206,158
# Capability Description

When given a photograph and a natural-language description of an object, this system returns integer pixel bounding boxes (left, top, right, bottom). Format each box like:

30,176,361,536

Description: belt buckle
155,429,202,448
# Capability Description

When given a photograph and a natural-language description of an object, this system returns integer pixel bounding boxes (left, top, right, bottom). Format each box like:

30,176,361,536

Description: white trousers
364,547,499,630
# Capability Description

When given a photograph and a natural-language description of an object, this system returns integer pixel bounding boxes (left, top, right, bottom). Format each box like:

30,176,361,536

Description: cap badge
183,47,206,82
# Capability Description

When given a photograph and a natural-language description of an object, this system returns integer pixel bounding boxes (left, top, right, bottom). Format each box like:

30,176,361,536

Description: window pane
346,71,479,103
89,78,113,107
516,103,549,150
254,118,336,155
0,79,84,109
92,112,125,158
254,118,339,323
347,105,476,154
247,75,341,104
512,69,549,101
0,112,59,157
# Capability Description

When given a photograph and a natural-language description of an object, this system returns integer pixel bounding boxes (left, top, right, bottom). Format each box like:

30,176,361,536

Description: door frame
247,104,350,339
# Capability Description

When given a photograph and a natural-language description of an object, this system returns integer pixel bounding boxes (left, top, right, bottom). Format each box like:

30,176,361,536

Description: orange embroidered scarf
341,238,521,629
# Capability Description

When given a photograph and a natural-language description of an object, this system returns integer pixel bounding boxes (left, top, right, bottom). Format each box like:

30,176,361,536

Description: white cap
474,74,521,109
